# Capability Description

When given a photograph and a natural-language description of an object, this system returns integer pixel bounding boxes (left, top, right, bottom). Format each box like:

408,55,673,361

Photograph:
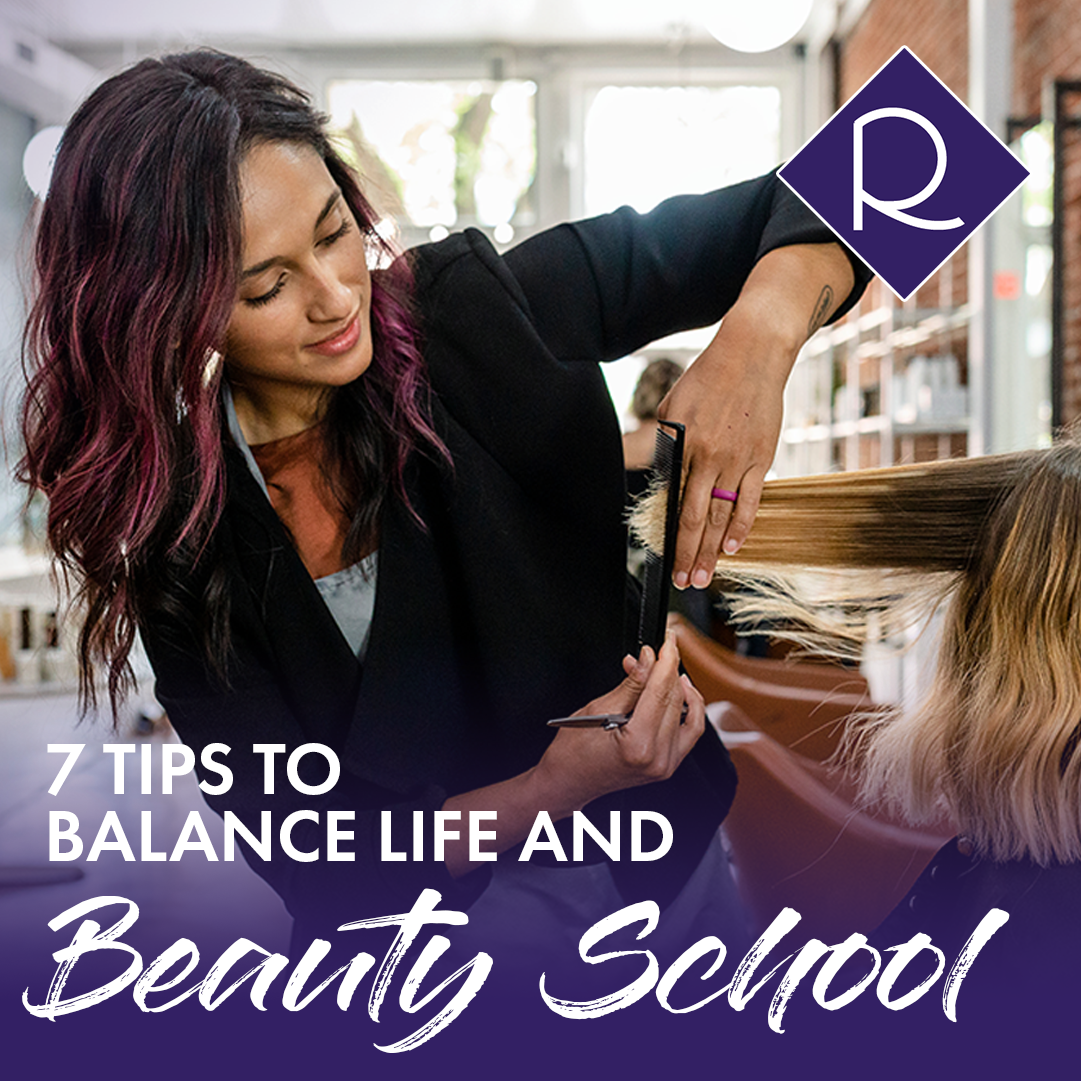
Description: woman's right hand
531,634,706,818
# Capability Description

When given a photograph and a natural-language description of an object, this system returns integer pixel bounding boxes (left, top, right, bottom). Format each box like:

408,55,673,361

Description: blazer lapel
224,446,361,750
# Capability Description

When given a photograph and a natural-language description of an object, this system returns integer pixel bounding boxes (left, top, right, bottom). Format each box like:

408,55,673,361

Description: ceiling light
703,0,813,53
22,126,64,199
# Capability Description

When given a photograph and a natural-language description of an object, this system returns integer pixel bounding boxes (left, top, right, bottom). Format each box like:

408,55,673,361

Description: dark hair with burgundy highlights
19,51,446,714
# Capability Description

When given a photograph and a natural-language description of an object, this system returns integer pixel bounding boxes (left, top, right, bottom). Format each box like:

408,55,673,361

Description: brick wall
841,0,969,310
840,0,1081,426
1015,0,1081,423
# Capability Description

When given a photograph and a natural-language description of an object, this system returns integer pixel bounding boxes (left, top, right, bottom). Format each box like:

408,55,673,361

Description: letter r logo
852,108,964,232
779,46,1028,299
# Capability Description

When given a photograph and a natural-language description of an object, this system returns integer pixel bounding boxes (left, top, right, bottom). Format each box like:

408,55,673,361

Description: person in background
622,356,685,494
623,356,719,634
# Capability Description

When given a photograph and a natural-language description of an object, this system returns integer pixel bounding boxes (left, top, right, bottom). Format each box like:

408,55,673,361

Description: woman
19,51,867,949
623,357,685,478
635,443,1081,990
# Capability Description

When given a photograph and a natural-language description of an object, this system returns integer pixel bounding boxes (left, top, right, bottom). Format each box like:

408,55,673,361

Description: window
326,79,537,242
583,84,781,216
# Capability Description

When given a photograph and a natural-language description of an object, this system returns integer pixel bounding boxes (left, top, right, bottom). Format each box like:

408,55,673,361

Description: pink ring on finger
710,487,738,503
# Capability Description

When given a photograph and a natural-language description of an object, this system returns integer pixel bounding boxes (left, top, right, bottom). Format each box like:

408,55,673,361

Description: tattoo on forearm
807,285,834,336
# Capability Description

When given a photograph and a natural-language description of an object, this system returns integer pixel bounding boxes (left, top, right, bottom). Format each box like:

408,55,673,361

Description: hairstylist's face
224,141,372,437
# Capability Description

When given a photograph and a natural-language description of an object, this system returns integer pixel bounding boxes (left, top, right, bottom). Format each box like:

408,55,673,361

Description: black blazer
142,171,871,934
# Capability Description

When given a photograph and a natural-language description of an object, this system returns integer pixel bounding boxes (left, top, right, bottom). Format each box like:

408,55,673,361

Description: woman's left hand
658,242,856,588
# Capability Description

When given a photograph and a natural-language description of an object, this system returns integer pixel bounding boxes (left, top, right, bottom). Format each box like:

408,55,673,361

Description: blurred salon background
0,0,1074,951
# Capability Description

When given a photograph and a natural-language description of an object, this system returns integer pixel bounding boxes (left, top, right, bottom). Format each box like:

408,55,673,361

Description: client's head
631,441,1081,864
916,443,1081,865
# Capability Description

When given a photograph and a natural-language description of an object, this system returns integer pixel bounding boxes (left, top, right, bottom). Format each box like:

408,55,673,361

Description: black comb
637,420,685,652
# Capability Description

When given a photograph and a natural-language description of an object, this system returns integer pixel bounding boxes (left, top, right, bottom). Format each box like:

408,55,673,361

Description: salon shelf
778,284,973,475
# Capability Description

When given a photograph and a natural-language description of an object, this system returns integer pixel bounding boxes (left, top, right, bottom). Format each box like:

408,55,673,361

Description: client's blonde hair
631,444,1081,865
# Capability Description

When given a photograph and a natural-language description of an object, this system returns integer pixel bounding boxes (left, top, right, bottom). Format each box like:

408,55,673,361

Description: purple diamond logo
779,47,1029,300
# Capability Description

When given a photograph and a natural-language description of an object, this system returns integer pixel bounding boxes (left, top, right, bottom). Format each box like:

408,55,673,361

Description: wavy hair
18,51,446,714
632,443,1081,865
